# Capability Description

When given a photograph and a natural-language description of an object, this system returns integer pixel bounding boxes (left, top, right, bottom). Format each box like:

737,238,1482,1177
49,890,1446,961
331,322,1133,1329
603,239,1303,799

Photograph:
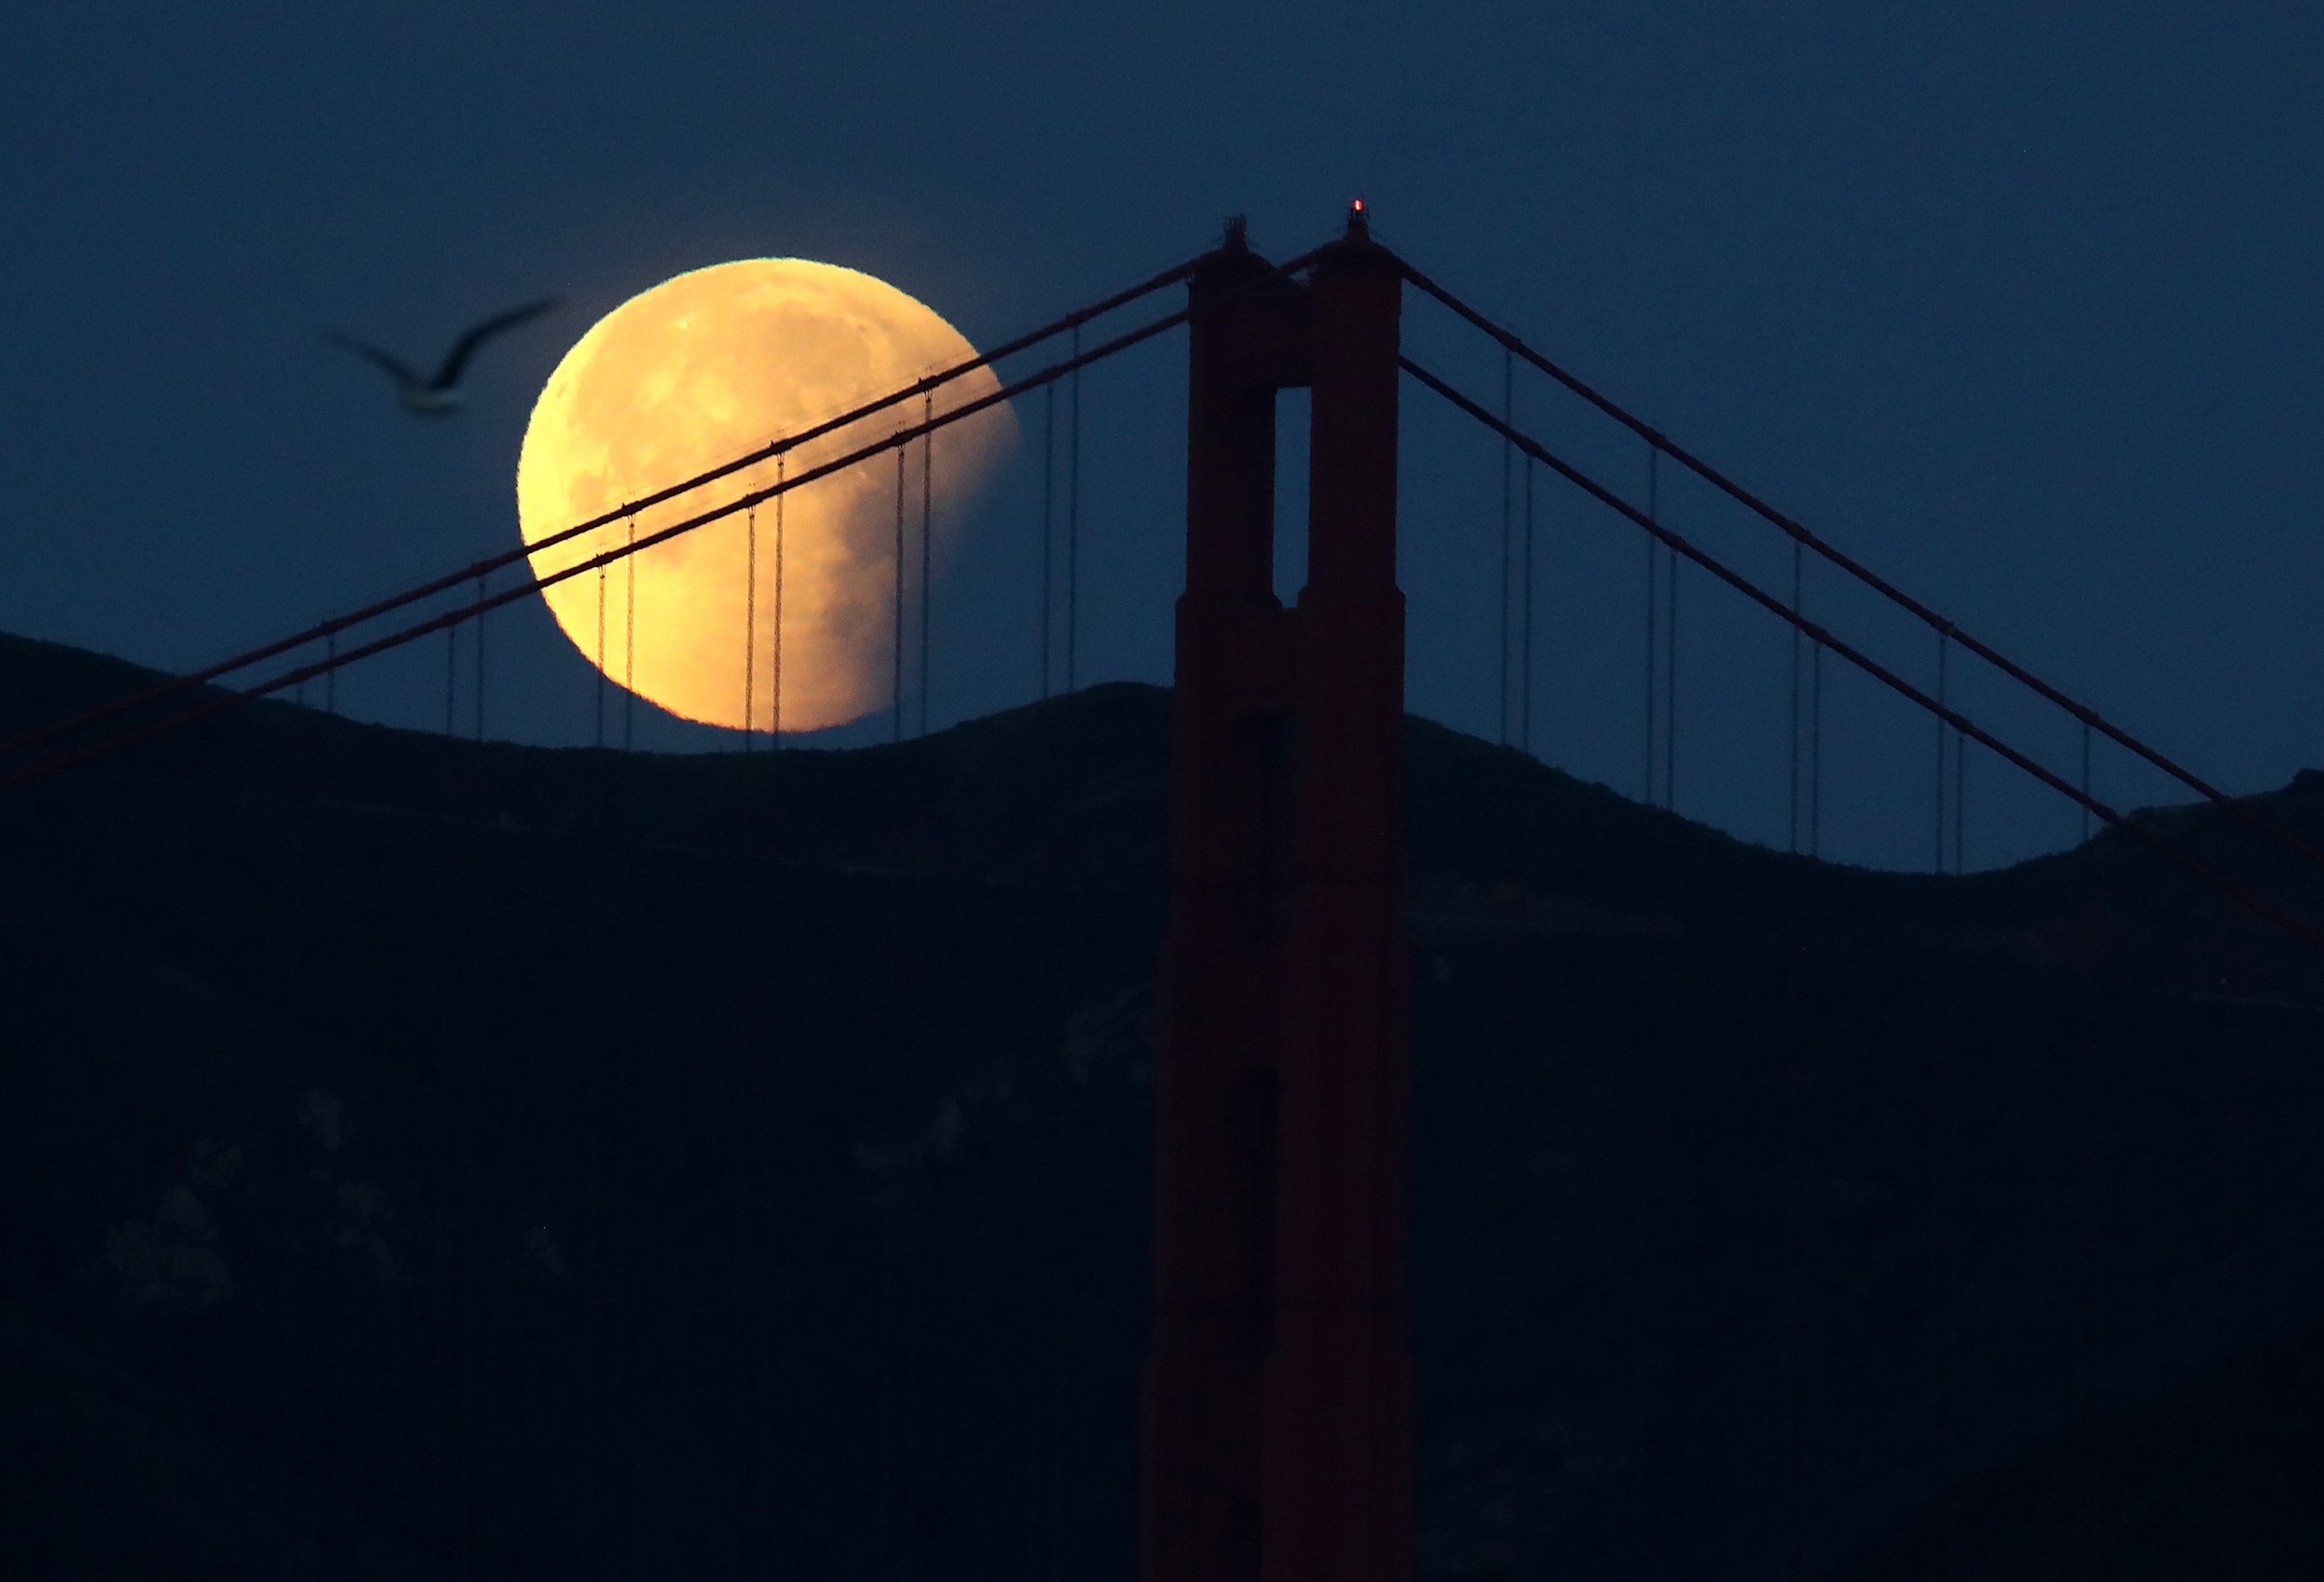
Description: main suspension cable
3,245,1333,793
0,249,1225,767
1402,353,2324,966
1397,257,2324,880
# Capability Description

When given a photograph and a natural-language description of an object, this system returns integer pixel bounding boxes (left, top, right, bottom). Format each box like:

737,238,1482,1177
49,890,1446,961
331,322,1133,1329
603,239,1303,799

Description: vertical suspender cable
624,516,637,752
1789,540,1802,854
1780,527,1811,1566
744,501,758,750
893,445,906,743
1039,381,1055,700
2092,719,2110,845
443,623,456,737
1066,323,1082,694
1956,702,1967,871
1935,629,1950,871
921,391,934,737
324,625,337,716
1810,642,1824,858
474,569,486,741
1521,455,1536,757
1663,502,1677,811
773,457,785,747
595,547,608,750
1499,349,1513,745
1644,446,1660,805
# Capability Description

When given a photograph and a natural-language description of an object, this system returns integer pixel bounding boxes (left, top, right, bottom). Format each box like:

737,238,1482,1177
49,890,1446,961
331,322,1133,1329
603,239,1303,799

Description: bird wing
429,297,560,389
320,330,422,389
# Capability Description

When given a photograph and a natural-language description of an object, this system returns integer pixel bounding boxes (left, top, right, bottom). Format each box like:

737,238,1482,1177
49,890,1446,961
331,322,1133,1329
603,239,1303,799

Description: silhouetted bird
321,298,559,416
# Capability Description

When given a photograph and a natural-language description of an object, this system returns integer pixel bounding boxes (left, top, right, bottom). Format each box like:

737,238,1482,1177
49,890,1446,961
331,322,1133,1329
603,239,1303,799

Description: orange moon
514,259,1017,733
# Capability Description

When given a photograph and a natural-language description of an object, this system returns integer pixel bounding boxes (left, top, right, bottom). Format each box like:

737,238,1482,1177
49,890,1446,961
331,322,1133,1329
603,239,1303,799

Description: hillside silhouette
2,627,2322,1580
1816,1299,2324,1579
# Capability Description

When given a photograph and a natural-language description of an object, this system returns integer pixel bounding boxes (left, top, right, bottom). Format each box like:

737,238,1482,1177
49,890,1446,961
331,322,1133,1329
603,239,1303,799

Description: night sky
6,3,2318,874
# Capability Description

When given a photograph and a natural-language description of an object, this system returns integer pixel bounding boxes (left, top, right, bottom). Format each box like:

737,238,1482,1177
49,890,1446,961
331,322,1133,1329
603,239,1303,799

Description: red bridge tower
1141,205,1412,1582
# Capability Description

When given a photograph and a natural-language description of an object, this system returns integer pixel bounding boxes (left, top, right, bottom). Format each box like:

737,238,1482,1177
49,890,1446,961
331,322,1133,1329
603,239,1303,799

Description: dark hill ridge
7,629,2323,1004
2,626,2323,1581
0,1292,445,1581
1816,1299,2324,1579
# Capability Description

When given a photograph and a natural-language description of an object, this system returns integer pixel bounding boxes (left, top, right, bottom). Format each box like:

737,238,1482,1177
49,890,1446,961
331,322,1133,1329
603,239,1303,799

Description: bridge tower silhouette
1142,204,1412,1582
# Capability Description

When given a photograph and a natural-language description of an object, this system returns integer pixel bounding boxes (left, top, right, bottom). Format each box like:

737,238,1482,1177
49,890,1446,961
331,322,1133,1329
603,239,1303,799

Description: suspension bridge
5,203,2322,1581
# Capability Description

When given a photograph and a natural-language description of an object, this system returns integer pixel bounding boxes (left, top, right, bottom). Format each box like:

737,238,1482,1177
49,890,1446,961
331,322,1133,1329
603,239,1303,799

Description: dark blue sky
5,2,2317,873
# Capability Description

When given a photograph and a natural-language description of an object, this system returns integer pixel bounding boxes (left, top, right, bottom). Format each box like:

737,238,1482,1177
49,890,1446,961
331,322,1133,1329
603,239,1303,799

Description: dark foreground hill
2,627,2323,1580
1819,1298,2324,1580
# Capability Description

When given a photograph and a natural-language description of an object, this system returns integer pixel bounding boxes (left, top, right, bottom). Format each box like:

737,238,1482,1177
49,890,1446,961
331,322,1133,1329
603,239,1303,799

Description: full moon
515,259,1017,733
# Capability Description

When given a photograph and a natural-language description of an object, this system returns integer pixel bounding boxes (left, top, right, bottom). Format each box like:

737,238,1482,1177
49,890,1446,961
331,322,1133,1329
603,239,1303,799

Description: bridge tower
1141,205,1412,1582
